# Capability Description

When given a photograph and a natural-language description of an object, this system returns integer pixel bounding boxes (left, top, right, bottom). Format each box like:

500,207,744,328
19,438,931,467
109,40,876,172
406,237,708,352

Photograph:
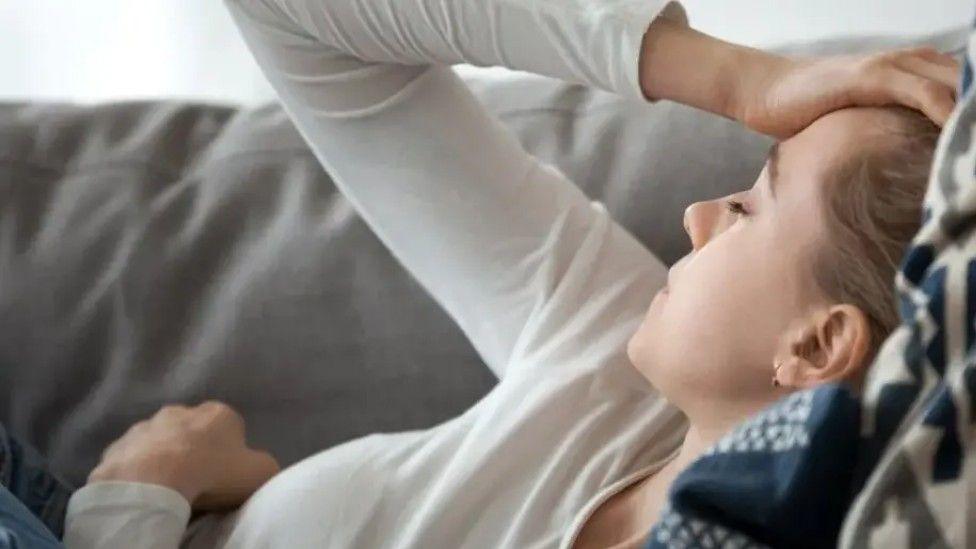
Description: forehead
771,108,895,199
779,107,898,172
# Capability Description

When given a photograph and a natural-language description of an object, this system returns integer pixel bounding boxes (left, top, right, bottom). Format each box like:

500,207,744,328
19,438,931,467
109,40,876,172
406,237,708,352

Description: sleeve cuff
621,0,689,103
64,481,191,549
67,481,192,519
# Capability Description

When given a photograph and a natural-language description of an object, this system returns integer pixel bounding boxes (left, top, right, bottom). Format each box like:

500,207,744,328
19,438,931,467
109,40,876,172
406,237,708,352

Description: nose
683,199,723,251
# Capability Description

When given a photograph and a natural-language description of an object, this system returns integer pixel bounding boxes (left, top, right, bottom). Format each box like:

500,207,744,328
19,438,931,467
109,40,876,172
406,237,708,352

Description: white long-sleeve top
63,0,690,547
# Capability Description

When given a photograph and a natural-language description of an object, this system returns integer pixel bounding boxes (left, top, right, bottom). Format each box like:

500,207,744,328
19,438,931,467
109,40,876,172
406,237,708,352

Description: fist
89,401,280,511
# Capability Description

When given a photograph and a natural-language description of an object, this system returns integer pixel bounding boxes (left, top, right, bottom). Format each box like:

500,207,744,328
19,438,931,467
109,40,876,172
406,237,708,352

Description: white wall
680,0,971,47
1,0,972,106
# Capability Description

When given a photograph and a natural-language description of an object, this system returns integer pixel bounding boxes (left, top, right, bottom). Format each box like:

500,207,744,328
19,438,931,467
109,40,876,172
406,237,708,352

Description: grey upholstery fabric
0,102,501,484
0,28,966,485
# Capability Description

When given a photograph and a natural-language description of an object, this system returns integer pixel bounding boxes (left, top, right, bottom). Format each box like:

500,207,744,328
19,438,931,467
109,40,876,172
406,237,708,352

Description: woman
56,0,959,547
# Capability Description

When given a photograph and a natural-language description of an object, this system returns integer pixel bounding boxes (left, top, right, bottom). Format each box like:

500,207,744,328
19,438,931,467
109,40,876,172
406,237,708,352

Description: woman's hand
737,47,960,138
88,401,280,511
639,18,960,138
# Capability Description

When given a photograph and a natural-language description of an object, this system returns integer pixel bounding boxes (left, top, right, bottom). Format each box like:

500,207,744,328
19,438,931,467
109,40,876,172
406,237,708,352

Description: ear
773,305,872,390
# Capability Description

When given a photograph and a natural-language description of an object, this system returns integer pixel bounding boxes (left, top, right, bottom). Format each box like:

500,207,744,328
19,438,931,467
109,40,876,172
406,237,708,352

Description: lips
652,282,669,303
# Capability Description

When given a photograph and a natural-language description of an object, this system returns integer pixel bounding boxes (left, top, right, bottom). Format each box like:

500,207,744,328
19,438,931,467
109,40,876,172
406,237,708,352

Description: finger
249,450,281,478
894,55,960,92
910,47,962,69
223,449,280,490
155,404,190,421
195,450,280,511
98,438,124,462
196,400,246,439
862,69,956,126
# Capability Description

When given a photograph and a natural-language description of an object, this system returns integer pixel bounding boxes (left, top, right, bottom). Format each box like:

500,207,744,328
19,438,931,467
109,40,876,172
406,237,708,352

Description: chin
626,331,639,366
626,328,655,383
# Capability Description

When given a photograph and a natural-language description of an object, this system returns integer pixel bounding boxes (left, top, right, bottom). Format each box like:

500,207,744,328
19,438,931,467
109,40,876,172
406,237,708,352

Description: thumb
235,449,281,487
195,449,281,511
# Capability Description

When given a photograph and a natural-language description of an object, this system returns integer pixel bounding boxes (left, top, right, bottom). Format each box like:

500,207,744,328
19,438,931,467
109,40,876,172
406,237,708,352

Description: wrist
638,18,791,122
727,47,795,126
88,451,204,505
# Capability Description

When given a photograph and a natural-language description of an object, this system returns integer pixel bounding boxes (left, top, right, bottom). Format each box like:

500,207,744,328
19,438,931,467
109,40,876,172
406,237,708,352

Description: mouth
652,282,669,303
650,263,679,306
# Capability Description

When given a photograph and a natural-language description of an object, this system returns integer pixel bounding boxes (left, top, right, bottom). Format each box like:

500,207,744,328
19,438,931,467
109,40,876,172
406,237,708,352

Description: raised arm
220,0,688,382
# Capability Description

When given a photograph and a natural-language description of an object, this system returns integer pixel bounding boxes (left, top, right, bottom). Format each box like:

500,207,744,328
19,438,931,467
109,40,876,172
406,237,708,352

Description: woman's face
627,108,885,420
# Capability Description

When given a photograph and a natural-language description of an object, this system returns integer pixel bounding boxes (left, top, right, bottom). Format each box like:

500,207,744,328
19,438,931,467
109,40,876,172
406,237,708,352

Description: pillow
0,27,966,484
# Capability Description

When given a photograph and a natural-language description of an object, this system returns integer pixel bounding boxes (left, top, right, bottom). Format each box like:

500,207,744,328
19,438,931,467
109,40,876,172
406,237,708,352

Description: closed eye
726,200,750,216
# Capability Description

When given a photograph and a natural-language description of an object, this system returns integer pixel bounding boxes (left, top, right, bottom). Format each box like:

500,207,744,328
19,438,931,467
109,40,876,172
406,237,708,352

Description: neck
629,419,735,534
654,421,727,483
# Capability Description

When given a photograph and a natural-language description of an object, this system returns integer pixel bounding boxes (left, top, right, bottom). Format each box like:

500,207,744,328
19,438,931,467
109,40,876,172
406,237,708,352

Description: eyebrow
766,142,780,200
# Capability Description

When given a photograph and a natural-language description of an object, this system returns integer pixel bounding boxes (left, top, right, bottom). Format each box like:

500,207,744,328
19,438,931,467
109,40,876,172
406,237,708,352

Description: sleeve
62,482,190,549
221,0,685,379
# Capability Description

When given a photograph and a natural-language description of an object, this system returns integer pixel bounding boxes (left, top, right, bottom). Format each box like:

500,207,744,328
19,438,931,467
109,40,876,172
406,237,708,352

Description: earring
771,360,783,388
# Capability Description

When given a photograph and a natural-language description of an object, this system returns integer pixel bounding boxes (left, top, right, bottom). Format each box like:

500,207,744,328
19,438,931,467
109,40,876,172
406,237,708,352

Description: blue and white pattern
653,504,768,549
647,25,976,549
705,391,813,456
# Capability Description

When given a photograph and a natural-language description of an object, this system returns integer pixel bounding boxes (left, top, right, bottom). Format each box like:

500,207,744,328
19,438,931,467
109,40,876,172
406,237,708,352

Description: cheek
628,267,744,396
628,241,788,400
660,274,749,362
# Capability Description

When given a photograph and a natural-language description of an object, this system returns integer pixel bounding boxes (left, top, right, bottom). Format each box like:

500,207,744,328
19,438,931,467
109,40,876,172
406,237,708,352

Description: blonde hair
812,108,940,357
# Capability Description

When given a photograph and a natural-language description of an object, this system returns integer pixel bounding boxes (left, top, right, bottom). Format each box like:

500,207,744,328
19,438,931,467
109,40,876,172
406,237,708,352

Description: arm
219,0,689,381
639,18,958,135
